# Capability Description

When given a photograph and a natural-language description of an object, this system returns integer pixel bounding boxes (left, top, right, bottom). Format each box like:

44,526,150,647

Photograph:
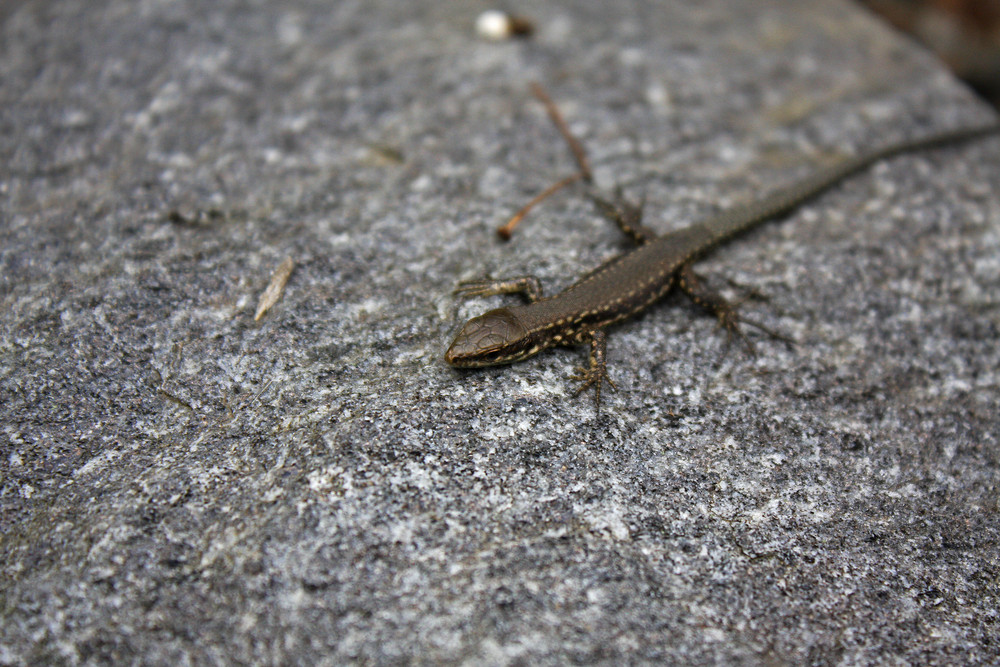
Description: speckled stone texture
2,0,999,664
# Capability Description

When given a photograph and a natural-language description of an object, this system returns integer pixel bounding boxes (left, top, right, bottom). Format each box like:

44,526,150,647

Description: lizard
445,100,1000,412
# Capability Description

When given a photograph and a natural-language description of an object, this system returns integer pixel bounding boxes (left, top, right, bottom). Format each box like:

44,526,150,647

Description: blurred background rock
860,0,1000,107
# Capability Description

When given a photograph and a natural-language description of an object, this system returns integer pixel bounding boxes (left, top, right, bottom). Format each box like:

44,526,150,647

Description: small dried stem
496,84,593,239
530,82,592,180
497,172,584,240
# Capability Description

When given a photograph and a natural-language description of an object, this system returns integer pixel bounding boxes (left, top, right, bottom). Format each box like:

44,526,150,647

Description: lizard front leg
454,276,544,303
571,329,617,413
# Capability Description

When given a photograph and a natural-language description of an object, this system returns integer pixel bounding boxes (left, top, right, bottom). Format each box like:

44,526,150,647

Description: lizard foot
717,307,795,360
571,363,618,413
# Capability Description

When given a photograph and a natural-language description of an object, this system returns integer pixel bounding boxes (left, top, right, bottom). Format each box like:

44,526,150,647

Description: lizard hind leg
676,263,793,358
589,185,658,245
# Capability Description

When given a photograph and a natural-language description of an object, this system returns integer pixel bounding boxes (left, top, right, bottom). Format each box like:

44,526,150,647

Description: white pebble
476,10,512,40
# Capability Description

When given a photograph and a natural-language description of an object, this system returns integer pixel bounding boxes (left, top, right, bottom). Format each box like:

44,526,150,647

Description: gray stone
2,0,999,664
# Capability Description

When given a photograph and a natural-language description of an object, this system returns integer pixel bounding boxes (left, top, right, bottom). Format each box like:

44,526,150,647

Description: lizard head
445,308,537,367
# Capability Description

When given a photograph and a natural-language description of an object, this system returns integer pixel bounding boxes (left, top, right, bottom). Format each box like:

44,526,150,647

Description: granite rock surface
2,0,999,664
